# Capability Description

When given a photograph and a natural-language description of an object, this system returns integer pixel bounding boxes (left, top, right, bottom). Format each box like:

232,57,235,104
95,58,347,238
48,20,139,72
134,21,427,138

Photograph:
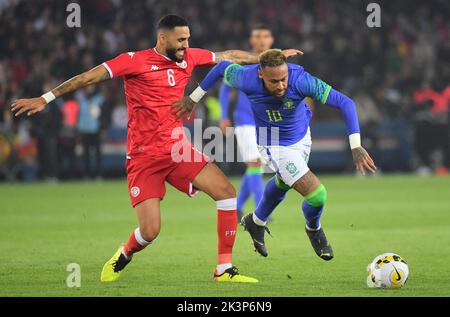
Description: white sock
134,227,153,246
306,223,321,231
121,247,132,260
216,263,232,275
121,227,154,260
253,213,267,226
216,198,237,210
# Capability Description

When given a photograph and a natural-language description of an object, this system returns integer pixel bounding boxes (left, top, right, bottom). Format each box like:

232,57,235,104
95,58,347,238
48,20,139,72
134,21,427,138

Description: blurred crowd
0,0,449,181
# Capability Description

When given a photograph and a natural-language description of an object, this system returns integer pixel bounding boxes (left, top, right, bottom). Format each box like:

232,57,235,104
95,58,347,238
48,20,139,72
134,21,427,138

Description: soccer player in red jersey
11,15,302,283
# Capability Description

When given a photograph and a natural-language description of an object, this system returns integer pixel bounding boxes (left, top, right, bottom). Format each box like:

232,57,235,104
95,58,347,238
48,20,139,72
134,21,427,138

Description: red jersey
103,48,215,157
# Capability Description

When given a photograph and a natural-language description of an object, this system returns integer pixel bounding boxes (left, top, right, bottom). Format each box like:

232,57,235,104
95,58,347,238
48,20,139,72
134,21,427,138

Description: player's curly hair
259,49,286,69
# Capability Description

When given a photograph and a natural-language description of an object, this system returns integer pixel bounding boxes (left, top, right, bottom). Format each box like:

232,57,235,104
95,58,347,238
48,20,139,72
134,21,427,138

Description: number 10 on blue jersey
266,110,283,122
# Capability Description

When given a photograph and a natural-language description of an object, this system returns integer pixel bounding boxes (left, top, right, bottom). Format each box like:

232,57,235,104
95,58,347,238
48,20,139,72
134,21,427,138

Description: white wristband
41,91,56,104
349,133,361,150
189,86,207,103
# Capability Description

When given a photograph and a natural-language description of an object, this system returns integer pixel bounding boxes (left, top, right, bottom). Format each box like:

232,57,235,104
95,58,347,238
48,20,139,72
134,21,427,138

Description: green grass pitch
1,175,449,296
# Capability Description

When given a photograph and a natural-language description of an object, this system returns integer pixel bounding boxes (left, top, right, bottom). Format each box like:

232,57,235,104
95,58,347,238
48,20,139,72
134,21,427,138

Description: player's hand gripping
172,96,197,120
11,97,47,117
352,146,377,176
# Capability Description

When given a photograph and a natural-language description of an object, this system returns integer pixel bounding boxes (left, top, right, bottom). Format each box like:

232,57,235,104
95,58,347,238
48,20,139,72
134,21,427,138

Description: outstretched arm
324,89,377,175
172,61,235,119
214,49,303,65
295,72,376,175
11,65,110,117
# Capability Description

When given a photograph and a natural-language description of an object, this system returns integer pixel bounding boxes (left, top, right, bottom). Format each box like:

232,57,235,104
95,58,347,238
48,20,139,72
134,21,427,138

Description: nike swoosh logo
253,240,264,246
393,265,402,281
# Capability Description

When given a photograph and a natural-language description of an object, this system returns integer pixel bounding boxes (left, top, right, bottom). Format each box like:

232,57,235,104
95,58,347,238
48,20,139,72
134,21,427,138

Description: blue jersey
219,83,255,126
223,63,331,146
198,61,360,147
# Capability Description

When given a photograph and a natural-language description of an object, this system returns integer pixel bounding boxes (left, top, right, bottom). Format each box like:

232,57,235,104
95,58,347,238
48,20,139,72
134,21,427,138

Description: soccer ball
366,253,409,289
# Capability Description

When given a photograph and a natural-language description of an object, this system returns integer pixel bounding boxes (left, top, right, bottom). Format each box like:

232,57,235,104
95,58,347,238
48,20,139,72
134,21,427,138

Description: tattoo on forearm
53,66,109,97
216,51,258,65
53,75,84,97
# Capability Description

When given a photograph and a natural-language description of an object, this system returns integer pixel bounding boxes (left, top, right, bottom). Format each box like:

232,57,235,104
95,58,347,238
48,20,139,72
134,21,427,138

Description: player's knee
216,181,236,199
140,226,160,242
305,184,327,207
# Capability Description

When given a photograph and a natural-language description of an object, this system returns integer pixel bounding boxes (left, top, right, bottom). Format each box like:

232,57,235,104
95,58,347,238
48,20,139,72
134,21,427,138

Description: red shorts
126,143,209,207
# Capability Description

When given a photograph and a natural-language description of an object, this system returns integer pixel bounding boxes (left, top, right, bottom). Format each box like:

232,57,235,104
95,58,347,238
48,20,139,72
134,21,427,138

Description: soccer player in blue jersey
173,49,376,260
219,26,274,221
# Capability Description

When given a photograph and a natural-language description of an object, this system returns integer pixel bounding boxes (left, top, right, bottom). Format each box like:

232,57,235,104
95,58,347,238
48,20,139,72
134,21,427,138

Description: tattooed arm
52,65,110,98
11,65,110,117
214,50,259,64
214,49,303,65
296,76,377,176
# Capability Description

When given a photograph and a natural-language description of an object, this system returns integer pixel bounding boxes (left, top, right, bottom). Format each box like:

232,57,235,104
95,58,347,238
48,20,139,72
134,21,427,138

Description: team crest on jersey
176,60,187,69
286,162,298,174
131,186,140,197
282,98,295,110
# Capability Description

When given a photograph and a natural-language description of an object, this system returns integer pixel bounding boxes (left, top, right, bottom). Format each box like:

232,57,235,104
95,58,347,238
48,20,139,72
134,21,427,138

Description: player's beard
263,82,286,98
273,89,286,97
166,47,185,63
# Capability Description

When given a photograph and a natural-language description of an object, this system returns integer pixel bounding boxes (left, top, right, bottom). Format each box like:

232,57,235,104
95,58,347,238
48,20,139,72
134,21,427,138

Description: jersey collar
153,47,173,61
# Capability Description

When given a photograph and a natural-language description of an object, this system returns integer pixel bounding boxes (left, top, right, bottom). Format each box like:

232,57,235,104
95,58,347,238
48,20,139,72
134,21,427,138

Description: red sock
217,209,237,265
123,228,151,258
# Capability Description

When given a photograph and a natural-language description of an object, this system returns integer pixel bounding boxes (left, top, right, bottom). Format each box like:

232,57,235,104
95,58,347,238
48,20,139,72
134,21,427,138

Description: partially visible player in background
10,14,302,284
219,25,273,222
173,49,376,260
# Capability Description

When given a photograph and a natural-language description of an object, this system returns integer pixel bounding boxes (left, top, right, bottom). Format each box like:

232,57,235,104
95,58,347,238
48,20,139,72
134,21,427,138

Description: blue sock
301,200,324,230
254,176,289,222
237,174,251,217
248,174,264,208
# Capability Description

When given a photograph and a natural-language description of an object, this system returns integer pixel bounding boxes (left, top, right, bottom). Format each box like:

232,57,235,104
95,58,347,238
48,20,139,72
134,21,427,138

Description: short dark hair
259,49,286,69
251,24,272,33
157,14,188,30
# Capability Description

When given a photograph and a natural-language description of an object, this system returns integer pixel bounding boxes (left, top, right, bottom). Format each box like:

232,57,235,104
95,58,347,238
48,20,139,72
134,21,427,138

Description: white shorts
258,128,312,187
235,125,260,163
